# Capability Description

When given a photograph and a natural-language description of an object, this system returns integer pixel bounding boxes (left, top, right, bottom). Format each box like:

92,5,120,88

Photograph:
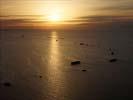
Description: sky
0,0,133,29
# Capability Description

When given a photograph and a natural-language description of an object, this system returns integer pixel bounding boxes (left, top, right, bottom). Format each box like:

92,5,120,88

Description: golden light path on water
49,31,60,67
45,31,66,99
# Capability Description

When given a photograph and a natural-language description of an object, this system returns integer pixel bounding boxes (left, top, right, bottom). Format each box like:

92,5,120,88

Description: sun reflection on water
46,31,66,99
49,31,59,67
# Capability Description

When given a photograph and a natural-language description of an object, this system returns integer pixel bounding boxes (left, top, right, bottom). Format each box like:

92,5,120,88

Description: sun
47,13,61,22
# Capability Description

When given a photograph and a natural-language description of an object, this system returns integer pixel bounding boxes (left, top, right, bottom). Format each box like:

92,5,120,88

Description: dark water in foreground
0,30,133,100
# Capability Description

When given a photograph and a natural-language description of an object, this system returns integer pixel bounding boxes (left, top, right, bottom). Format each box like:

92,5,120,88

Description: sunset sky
0,0,133,29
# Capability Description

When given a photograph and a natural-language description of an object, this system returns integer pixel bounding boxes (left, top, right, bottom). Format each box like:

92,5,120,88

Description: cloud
0,15,48,25
0,15,43,20
1,15,133,24
97,5,133,11
0,15,133,30
77,15,133,23
0,17,48,30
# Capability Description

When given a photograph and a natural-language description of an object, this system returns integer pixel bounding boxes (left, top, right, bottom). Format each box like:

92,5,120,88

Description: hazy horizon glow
0,0,133,29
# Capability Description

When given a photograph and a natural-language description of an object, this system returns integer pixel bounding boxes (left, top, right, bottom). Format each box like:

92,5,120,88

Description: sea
0,29,133,100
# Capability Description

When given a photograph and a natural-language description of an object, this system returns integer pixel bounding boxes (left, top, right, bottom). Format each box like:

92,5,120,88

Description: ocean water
0,29,133,100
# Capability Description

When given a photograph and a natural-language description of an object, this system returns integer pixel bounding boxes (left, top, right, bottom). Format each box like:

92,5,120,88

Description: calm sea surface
0,30,133,100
